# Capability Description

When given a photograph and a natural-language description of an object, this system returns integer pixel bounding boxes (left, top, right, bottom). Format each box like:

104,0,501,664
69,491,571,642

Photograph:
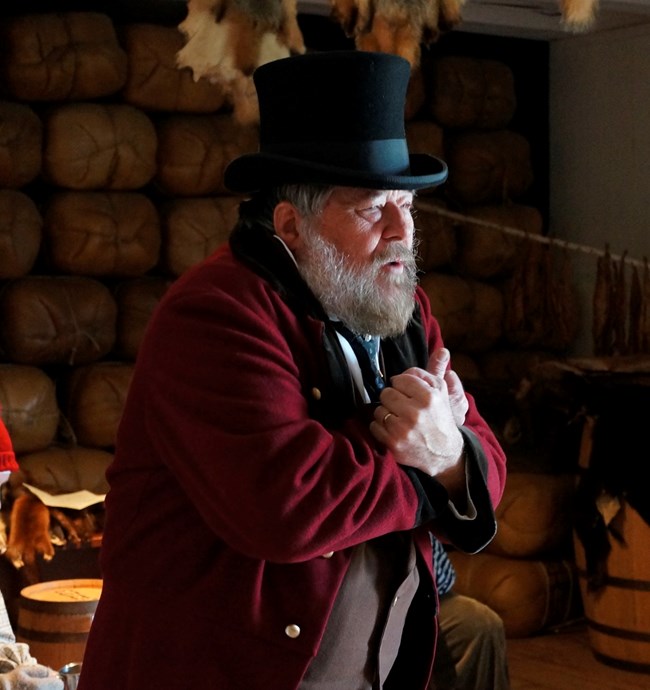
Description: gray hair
238,184,335,233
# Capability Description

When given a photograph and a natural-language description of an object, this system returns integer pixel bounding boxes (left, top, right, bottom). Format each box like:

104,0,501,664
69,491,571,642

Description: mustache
374,244,416,264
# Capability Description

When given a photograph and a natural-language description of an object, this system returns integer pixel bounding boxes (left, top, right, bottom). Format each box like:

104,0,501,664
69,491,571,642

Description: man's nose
382,203,413,242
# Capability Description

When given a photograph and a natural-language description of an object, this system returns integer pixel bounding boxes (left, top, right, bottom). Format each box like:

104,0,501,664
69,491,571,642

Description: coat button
285,624,301,639
311,387,322,400
322,551,334,559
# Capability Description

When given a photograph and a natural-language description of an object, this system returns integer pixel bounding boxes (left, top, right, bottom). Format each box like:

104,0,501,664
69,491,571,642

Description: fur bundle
176,0,305,124
175,0,599,123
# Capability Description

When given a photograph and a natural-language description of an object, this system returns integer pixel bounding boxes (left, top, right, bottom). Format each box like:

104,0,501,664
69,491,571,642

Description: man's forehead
328,187,414,205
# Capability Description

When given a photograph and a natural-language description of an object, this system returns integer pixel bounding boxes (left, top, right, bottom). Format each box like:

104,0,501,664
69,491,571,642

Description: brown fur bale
114,278,173,360
425,55,516,129
450,551,580,638
43,191,161,277
155,114,258,195
488,472,576,558
2,12,127,101
162,196,241,276
43,104,157,190
455,204,543,280
0,277,117,366
64,363,134,449
445,130,534,205
413,199,457,272
0,102,42,188
420,273,504,352
0,190,42,279
0,365,59,454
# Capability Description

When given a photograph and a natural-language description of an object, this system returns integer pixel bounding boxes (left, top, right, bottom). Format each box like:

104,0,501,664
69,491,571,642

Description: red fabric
79,245,506,690
0,412,19,473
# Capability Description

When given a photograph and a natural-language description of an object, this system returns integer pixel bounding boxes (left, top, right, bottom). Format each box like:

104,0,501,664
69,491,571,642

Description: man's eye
358,206,383,219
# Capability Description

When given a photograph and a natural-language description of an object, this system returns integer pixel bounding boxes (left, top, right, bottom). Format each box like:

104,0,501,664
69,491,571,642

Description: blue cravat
333,322,385,402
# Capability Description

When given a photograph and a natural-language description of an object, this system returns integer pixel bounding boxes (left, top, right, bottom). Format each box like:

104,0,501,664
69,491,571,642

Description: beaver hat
224,50,448,193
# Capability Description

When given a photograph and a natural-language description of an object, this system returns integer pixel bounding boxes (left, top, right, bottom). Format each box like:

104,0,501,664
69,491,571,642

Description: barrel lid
20,579,102,606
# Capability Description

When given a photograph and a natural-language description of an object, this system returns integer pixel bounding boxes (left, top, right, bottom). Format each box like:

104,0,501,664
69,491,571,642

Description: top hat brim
224,151,448,194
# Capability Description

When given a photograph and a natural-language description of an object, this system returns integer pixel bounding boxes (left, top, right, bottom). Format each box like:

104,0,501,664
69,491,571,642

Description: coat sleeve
408,288,507,553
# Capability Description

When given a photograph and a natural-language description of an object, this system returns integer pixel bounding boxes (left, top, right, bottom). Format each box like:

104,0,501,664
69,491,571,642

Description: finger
373,404,395,427
445,369,469,425
388,371,440,402
427,347,450,379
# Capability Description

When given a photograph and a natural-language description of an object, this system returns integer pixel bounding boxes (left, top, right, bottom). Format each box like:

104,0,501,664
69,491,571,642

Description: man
431,540,510,690
0,413,63,690
79,51,506,690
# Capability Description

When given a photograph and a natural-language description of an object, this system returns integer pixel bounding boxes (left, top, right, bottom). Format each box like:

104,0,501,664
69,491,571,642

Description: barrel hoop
592,650,650,675
577,569,650,592
19,599,98,615
586,617,650,642
16,627,89,644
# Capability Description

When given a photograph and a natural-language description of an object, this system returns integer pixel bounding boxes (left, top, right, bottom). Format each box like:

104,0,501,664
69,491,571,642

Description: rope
415,201,647,269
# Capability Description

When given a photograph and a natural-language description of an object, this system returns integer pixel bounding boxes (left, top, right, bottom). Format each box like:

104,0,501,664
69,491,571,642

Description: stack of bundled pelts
0,12,255,557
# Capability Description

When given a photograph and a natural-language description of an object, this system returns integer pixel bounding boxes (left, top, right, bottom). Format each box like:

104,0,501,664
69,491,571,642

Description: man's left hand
370,348,465,478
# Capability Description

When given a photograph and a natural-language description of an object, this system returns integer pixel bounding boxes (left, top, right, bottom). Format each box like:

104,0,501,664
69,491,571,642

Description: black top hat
224,51,448,193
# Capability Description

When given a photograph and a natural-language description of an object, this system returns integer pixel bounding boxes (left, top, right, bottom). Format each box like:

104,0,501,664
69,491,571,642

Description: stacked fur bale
0,13,254,573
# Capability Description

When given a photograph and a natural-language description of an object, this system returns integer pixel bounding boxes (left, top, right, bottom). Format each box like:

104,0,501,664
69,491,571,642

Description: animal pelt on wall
330,0,466,67
176,0,306,124
175,0,599,123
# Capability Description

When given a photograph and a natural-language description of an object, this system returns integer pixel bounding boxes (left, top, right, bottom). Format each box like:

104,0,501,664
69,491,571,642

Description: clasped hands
370,348,468,480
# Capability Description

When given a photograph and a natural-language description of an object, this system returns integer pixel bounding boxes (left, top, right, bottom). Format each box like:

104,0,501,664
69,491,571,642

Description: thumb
427,347,450,379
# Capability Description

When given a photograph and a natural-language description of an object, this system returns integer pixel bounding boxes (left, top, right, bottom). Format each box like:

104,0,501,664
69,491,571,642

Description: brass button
322,551,334,559
285,624,301,639
311,387,322,400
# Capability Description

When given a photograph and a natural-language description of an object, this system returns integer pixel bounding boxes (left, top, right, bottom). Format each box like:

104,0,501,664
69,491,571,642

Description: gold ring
382,412,393,425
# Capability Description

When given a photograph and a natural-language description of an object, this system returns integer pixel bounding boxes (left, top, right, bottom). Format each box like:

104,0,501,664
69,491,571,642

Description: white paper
23,483,106,510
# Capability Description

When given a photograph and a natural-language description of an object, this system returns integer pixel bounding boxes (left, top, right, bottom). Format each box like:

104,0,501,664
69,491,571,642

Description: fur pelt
176,0,305,124
175,0,599,123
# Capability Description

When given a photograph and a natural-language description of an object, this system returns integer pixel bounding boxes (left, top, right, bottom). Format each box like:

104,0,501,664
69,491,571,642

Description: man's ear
273,201,302,251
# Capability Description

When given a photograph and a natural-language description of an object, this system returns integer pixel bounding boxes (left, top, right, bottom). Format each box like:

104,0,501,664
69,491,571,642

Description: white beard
294,222,418,337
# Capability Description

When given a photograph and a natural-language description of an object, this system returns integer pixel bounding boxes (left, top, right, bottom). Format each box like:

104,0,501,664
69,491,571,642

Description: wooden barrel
16,578,102,671
574,417,650,673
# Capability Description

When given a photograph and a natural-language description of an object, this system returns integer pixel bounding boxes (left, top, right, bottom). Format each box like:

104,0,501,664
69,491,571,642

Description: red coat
79,236,506,690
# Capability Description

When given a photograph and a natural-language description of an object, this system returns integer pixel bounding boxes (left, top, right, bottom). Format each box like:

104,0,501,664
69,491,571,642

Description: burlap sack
0,101,43,188
445,130,533,205
450,551,579,638
0,276,117,366
413,199,457,272
420,272,504,352
114,277,172,360
43,191,161,277
2,12,127,101
15,445,112,495
425,56,516,129
488,472,576,558
162,196,240,276
0,190,42,279
0,364,59,454
454,203,543,279
64,362,134,449
43,103,157,190
155,113,258,195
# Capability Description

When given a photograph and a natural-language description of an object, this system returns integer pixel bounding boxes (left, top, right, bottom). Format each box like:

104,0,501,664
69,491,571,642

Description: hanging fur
560,0,599,32
330,0,465,67
176,0,305,123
